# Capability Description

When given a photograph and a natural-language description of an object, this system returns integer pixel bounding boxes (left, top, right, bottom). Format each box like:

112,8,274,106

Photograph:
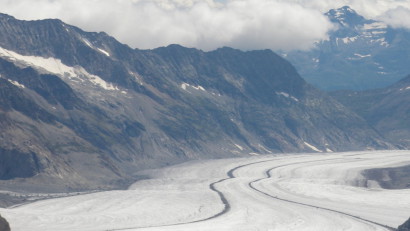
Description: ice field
1,151,410,231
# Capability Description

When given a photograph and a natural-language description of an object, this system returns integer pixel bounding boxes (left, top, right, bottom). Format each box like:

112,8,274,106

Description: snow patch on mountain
362,22,387,30
304,141,322,152
97,48,110,57
127,71,143,86
354,53,371,58
234,144,244,151
0,46,118,91
181,83,206,92
257,144,273,154
276,91,299,102
375,38,389,47
81,38,93,48
7,79,25,88
181,83,189,90
0,74,26,88
83,70,117,90
0,46,74,75
370,30,386,35
341,36,358,44
81,37,110,57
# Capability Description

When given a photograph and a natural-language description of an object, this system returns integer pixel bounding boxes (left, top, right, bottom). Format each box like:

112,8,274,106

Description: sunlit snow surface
0,46,117,91
1,151,410,231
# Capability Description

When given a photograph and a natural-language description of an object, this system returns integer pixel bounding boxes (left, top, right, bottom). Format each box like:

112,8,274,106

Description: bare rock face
0,214,10,231
362,165,410,189
398,217,410,231
0,148,41,180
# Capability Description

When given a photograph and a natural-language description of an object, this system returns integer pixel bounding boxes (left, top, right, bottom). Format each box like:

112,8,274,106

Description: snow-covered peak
327,6,356,17
326,6,368,27
324,6,390,48
333,6,355,17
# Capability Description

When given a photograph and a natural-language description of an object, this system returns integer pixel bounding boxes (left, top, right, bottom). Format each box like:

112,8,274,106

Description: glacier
0,151,409,231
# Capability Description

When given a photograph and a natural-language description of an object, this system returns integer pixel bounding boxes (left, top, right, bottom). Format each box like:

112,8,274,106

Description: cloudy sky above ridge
1,0,410,51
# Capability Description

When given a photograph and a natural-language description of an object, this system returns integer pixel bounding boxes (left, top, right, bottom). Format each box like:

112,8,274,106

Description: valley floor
1,151,410,231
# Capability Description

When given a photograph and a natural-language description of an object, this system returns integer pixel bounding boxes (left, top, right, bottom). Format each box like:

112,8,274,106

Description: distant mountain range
0,12,399,193
282,6,410,91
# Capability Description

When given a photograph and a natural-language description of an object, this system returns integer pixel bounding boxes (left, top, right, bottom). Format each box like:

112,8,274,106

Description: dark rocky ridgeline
0,13,394,193
398,217,410,231
0,214,10,231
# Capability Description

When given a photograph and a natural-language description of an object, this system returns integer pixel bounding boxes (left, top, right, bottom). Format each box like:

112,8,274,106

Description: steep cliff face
0,13,391,192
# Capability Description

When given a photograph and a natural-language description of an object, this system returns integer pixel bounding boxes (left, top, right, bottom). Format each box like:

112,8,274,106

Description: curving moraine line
248,161,397,231
108,158,276,231
110,155,398,231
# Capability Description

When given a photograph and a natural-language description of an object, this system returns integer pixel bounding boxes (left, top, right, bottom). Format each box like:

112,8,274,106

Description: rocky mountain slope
399,217,410,231
282,6,410,90
332,75,410,148
0,13,392,193
0,214,10,231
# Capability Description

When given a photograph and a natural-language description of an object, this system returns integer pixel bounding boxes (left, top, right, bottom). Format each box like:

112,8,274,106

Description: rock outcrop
398,217,410,231
0,214,10,231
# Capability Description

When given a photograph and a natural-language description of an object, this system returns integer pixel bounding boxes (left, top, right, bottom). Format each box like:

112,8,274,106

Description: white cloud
0,0,334,51
1,0,410,51
283,0,410,18
284,0,410,28
379,6,410,29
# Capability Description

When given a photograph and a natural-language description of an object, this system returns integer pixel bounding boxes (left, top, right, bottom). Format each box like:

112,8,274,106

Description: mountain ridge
0,12,393,194
282,5,410,91
331,74,410,149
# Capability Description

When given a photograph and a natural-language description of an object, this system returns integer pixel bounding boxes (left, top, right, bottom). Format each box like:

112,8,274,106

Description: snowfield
1,151,410,231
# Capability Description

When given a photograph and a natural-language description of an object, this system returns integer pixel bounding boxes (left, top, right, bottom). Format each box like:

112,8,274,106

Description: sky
1,0,410,51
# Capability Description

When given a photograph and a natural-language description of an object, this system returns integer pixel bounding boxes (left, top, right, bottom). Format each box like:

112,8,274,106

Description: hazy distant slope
282,6,410,91
332,75,410,148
